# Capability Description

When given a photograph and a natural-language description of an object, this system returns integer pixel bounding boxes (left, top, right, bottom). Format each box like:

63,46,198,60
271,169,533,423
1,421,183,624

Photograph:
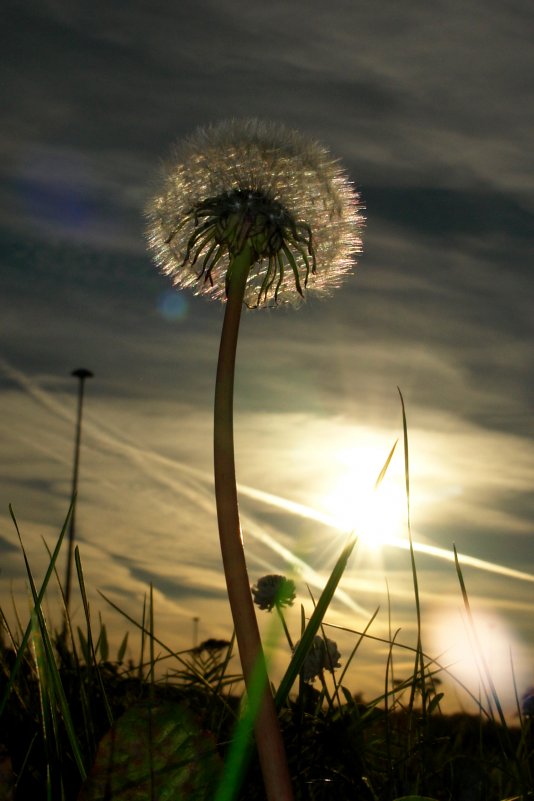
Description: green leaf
374,439,398,489
77,627,90,663
0,502,72,719
117,631,129,664
427,691,444,715
340,685,354,706
79,700,221,801
275,534,357,708
97,623,109,663
10,509,87,782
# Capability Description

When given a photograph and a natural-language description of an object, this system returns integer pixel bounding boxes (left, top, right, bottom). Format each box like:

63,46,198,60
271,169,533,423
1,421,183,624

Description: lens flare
428,608,528,709
157,290,189,321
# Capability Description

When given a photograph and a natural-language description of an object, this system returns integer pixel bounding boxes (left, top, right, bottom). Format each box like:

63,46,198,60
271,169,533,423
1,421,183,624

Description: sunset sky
2,0,533,712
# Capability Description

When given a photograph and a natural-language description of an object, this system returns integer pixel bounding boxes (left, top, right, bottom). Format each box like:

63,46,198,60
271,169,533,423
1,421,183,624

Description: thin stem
275,604,295,651
213,245,294,801
65,369,93,612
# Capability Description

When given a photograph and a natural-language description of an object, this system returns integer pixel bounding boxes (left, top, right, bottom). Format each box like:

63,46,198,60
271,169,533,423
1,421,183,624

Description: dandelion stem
213,245,294,801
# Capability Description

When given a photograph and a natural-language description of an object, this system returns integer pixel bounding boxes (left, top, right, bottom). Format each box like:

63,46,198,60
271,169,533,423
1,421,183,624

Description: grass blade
0,503,72,718
10,510,87,781
275,533,357,709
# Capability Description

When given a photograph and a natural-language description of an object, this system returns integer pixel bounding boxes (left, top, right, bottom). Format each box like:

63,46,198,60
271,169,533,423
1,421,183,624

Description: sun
318,443,407,552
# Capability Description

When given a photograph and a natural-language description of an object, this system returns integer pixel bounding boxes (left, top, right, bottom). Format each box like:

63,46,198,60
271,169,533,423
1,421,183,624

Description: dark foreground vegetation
1,489,533,801
1,621,533,801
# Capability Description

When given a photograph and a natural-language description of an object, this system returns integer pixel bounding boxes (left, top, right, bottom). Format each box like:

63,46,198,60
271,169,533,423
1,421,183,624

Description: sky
1,0,533,713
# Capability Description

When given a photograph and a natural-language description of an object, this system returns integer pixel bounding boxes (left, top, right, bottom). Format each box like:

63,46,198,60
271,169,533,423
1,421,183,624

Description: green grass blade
0,503,72,719
453,544,507,728
335,605,380,690
375,439,398,489
275,533,357,709
216,535,356,801
117,631,129,664
98,590,236,711
148,582,155,700
397,389,425,720
14,520,87,782
96,617,109,663
75,547,114,727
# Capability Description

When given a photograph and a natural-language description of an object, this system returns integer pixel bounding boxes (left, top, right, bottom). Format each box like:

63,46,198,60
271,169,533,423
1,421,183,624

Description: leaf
0,502,72,719
427,692,444,715
374,439,398,489
78,700,221,801
97,623,109,663
77,627,90,663
117,631,129,664
275,534,357,708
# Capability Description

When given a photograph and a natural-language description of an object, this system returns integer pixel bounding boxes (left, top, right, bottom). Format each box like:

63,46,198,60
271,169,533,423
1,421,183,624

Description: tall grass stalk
74,546,113,727
398,389,426,718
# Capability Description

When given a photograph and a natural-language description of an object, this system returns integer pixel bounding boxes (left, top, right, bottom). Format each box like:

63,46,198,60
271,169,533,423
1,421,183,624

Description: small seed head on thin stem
298,635,342,683
252,574,297,611
146,119,363,307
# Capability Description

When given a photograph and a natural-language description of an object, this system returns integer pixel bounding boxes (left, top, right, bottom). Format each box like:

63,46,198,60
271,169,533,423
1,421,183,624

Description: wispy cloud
2,0,533,707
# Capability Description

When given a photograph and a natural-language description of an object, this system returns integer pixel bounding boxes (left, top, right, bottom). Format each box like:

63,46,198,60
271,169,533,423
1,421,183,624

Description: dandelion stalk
213,244,294,800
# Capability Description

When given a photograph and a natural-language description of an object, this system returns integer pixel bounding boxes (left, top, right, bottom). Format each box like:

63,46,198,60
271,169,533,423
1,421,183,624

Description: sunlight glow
323,480,406,551
428,609,529,708
318,445,407,552
4,357,534,591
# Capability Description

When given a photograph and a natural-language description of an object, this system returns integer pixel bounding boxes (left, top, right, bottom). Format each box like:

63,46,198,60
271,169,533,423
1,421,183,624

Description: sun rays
2,355,534,608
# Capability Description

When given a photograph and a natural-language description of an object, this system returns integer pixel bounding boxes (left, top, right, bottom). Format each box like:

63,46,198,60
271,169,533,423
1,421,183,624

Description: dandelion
299,635,342,683
146,119,362,801
252,575,296,611
146,119,362,308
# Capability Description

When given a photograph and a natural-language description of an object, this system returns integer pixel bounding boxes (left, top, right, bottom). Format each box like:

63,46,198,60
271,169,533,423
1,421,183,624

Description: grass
1,419,533,800
1,535,533,800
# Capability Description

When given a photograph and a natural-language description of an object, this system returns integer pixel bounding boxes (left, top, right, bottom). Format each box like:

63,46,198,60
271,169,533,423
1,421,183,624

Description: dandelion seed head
146,119,363,307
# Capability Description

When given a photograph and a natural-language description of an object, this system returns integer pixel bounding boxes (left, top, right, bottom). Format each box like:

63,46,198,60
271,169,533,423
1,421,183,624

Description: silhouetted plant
146,118,363,801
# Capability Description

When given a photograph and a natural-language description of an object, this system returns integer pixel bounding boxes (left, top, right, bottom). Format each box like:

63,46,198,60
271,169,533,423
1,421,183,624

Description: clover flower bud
252,574,297,611
146,118,363,307
299,635,341,683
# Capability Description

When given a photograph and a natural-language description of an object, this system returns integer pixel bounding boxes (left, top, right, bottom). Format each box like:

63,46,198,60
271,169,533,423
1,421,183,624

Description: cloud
1,0,533,708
